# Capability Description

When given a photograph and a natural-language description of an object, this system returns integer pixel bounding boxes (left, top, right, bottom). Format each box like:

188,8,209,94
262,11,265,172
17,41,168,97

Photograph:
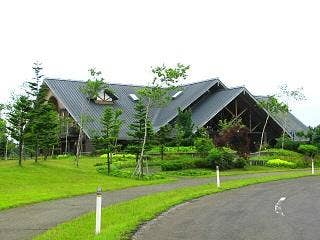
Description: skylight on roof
172,90,183,99
129,93,139,101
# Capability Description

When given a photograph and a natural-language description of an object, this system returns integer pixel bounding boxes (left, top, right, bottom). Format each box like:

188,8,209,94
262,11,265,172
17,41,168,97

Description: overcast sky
0,0,319,126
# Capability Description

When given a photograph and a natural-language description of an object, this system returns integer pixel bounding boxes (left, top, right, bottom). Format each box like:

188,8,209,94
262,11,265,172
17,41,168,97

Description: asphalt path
0,171,304,240
133,176,320,240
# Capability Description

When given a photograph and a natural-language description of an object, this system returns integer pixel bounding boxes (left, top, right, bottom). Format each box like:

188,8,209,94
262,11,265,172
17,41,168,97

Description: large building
44,78,308,153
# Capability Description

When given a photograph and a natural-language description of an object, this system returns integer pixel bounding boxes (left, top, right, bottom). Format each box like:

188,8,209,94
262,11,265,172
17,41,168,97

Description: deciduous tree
258,96,288,155
134,63,190,177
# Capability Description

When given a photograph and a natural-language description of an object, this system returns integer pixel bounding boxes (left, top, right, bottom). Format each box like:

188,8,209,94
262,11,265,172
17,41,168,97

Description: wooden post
216,166,220,188
95,187,102,235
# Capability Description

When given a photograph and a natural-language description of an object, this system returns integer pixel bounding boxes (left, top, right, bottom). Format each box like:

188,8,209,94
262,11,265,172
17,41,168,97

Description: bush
194,158,211,168
160,159,195,171
275,136,300,151
96,166,166,180
148,146,195,154
94,162,104,167
207,147,239,170
194,137,213,158
266,159,297,168
160,158,211,171
255,148,306,167
233,157,247,168
298,144,318,158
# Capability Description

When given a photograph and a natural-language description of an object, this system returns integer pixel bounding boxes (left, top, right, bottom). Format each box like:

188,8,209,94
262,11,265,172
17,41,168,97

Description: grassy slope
34,171,315,240
0,154,311,210
0,157,172,210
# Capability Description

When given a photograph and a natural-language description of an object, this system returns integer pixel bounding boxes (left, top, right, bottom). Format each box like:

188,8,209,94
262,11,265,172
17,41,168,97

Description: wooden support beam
235,108,247,119
252,123,261,132
225,107,235,117
235,100,238,117
249,112,252,132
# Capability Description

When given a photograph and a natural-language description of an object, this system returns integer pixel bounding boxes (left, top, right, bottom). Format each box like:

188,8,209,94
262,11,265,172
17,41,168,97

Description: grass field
0,154,313,210
34,171,316,240
0,157,172,210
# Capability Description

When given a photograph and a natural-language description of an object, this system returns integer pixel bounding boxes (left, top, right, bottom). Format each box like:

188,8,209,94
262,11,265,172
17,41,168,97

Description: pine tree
156,124,172,161
24,62,60,162
37,103,60,159
95,107,122,175
0,107,7,158
7,96,32,165
175,108,195,146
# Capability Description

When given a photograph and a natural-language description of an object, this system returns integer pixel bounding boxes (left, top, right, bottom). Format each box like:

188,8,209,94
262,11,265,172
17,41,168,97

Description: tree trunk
161,145,164,161
5,138,8,160
35,139,38,163
65,120,69,154
75,128,82,167
107,152,111,175
136,98,150,178
18,140,22,166
51,145,55,158
259,114,270,156
281,114,288,149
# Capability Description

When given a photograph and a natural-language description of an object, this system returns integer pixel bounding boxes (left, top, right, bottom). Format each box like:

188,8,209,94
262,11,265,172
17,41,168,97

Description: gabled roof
44,78,308,141
191,87,246,130
153,79,222,129
44,78,223,140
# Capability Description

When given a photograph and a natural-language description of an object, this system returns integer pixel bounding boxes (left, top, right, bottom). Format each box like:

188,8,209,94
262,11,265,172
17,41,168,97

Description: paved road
133,176,320,240
0,171,308,240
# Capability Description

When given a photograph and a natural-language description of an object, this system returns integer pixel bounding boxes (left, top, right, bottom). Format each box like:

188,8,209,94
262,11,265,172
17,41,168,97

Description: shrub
275,136,300,151
298,144,318,158
215,120,250,158
160,158,211,171
94,162,104,167
255,148,306,167
194,158,211,168
233,157,247,168
160,159,195,171
148,146,195,154
266,159,297,168
194,137,213,158
207,147,238,170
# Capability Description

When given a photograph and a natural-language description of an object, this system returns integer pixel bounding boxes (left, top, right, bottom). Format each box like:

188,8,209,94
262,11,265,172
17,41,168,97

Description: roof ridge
181,78,220,87
45,77,221,88
44,78,144,87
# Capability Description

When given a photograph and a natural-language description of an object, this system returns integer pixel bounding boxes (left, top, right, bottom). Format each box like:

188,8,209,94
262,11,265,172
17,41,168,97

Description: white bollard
312,159,315,175
216,165,220,188
95,187,102,235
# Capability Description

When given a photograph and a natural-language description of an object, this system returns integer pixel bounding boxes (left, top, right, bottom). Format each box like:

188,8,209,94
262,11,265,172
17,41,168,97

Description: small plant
194,128,213,158
266,159,297,168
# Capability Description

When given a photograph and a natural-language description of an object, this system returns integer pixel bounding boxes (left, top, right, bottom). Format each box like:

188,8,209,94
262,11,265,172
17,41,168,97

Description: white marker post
312,159,315,175
216,165,220,188
95,187,102,235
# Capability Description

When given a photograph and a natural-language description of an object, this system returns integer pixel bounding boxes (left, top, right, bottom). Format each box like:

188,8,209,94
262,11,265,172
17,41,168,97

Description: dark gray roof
255,96,308,139
44,78,308,141
44,78,222,140
153,79,221,129
191,87,245,130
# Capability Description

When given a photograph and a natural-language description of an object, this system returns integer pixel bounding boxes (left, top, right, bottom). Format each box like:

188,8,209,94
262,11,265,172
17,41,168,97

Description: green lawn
0,157,172,210
34,171,316,240
0,155,313,211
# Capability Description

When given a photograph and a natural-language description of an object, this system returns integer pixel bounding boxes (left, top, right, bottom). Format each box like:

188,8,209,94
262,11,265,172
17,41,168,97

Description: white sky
0,0,319,126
